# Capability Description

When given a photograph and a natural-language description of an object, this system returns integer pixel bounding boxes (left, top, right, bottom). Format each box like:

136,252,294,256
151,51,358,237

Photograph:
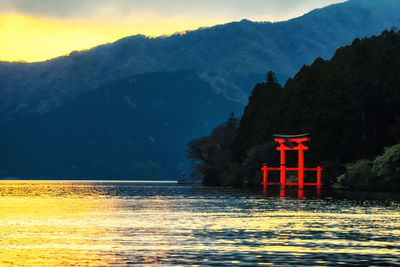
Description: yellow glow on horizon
0,13,223,62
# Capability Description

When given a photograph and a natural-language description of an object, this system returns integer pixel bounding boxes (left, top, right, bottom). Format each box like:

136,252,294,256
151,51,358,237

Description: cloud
0,0,347,21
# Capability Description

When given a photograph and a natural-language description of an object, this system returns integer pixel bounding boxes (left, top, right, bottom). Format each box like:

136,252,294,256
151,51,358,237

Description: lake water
0,181,400,266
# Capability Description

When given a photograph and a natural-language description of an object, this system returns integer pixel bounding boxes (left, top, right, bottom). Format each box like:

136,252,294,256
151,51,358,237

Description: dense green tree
342,159,375,191
372,144,400,191
340,143,400,191
233,71,282,161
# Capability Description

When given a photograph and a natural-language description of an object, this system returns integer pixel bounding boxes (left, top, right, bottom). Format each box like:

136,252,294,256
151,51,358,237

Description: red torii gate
261,134,322,190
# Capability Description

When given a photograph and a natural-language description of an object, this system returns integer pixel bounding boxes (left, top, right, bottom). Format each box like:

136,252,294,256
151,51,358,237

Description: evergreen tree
233,71,282,161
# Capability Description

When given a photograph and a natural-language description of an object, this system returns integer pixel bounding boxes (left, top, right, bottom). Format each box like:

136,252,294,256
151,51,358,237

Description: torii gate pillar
297,142,308,189
276,141,287,189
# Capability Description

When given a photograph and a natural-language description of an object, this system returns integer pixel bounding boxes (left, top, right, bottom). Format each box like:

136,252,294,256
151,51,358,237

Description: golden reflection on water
0,181,400,266
0,181,120,266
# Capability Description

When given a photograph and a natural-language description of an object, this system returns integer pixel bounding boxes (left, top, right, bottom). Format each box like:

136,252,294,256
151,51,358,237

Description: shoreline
0,179,178,183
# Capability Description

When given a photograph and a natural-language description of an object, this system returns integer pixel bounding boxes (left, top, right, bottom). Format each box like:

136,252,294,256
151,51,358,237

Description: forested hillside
189,30,400,190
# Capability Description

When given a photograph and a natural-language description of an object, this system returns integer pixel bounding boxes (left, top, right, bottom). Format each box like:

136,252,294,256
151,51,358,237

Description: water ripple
0,181,400,266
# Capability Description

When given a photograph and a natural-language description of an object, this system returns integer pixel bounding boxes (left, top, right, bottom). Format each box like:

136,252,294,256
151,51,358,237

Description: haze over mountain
0,0,400,179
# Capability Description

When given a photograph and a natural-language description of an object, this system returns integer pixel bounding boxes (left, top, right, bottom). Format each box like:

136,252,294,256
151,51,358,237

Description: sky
0,0,347,62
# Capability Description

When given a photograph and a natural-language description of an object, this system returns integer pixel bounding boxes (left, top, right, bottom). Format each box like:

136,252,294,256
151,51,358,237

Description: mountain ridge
1,0,400,123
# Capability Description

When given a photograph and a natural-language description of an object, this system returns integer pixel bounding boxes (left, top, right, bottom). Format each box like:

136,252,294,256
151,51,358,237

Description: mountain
190,30,400,187
1,0,400,123
1,0,400,179
0,70,241,179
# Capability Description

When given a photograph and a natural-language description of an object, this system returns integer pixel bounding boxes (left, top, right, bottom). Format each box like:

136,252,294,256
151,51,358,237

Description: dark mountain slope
0,70,241,179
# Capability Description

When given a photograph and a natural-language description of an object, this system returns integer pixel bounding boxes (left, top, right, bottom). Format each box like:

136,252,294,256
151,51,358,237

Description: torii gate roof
273,133,310,139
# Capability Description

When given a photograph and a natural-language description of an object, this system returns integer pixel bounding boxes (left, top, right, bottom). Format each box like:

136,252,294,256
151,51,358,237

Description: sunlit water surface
0,181,400,266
